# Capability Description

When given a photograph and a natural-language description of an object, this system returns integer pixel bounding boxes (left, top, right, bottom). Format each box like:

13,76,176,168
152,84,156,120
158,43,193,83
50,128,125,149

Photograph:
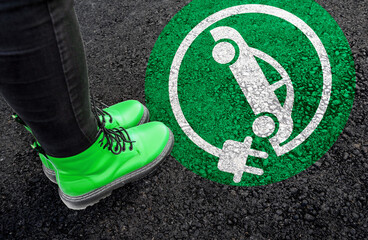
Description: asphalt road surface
1,0,367,239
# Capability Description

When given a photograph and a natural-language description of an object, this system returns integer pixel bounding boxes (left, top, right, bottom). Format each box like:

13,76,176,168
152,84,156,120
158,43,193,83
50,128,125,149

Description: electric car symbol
212,26,295,182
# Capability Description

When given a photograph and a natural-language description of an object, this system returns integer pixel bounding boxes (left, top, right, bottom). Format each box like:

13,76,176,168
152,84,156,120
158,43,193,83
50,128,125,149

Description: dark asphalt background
1,0,367,239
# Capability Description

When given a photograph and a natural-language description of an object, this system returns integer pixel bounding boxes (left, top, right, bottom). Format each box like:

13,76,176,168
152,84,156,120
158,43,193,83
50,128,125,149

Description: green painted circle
145,0,355,186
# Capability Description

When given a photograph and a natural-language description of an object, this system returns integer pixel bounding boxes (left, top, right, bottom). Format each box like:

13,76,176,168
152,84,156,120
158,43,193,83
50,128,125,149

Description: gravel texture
0,0,367,239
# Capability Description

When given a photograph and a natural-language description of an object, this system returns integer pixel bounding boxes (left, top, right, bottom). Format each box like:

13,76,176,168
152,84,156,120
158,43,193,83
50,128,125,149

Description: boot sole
138,105,150,125
42,164,57,184
42,105,150,184
58,129,174,210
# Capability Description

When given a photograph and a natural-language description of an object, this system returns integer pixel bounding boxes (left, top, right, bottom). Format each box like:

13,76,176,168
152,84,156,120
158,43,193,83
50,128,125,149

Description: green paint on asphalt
145,0,355,186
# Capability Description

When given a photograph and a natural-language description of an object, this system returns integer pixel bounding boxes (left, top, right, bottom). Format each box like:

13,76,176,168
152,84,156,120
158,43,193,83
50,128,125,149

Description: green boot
13,100,150,183
48,121,174,210
95,100,150,129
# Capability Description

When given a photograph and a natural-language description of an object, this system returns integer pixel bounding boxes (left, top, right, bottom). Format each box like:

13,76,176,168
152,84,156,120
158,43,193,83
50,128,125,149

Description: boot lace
91,96,134,155
92,99,113,124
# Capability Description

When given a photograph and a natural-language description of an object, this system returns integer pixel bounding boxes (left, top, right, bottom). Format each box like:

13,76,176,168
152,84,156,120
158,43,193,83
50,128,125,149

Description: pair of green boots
13,100,174,210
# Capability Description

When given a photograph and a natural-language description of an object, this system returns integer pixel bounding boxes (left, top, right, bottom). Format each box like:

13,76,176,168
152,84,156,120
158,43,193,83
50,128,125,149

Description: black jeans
0,0,98,157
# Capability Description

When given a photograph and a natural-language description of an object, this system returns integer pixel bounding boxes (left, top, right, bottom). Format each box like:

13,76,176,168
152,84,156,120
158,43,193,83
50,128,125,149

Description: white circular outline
169,4,332,157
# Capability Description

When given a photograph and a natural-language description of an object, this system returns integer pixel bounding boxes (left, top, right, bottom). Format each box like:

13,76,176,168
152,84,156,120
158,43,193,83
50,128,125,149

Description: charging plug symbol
218,137,268,183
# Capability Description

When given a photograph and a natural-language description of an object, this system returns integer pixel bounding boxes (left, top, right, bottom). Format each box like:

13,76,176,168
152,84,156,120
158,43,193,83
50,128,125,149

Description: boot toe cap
129,121,172,164
106,100,145,128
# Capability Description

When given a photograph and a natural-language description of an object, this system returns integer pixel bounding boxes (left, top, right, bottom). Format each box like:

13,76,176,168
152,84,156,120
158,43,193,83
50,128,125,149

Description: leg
0,0,174,210
0,0,98,157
